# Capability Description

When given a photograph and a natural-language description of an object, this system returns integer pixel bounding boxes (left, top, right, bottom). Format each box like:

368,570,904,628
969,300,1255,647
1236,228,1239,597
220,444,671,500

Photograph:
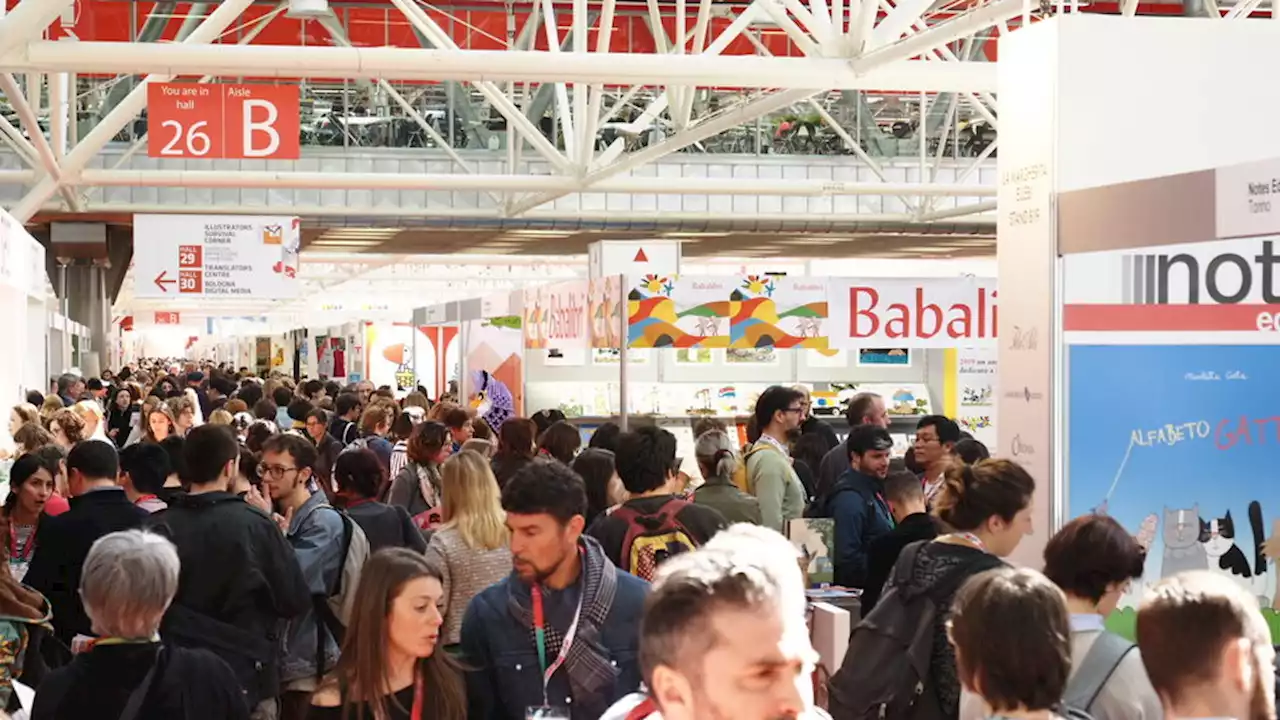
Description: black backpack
827,541,1001,720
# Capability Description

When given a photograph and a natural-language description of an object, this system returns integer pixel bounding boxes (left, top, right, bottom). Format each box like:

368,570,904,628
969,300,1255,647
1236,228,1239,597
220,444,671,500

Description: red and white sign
154,311,181,325
524,281,589,350
133,214,300,300
147,83,300,160
1063,236,1280,337
830,278,998,348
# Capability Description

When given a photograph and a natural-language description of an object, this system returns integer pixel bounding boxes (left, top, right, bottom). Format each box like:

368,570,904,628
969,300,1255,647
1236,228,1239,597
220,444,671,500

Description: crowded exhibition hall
1,0,1279,718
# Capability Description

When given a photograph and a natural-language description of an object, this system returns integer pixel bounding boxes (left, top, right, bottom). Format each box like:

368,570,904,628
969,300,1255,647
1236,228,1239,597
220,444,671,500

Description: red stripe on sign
1063,304,1280,332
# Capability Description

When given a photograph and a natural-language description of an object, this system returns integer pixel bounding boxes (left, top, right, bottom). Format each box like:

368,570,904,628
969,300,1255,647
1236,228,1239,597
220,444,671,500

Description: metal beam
4,41,999,92
854,0,1022,71
76,168,995,197
8,0,257,222
387,0,573,173
508,87,816,215
0,73,80,210
0,0,76,62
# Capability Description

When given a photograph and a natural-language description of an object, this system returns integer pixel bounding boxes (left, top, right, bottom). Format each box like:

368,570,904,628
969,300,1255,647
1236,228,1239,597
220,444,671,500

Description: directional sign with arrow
154,271,176,293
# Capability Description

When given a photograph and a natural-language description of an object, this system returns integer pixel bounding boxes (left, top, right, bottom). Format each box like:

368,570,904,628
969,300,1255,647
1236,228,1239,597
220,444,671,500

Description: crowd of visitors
0,362,1264,720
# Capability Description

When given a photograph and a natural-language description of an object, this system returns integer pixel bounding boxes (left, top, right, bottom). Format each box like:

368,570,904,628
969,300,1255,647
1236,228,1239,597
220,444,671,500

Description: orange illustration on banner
262,225,283,245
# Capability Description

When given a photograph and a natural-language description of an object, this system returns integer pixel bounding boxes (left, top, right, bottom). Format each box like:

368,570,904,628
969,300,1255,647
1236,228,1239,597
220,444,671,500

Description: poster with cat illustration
1069,344,1280,639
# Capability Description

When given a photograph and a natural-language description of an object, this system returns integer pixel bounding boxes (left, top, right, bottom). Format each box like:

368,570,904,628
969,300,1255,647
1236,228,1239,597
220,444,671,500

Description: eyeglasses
257,464,300,479
783,407,806,414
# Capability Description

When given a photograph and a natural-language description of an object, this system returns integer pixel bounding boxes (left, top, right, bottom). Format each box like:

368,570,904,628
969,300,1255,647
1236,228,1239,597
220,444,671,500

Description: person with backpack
823,425,895,590
745,387,810,533
1000,514,1158,720
460,459,649,720
327,393,362,447
259,434,361,720
827,459,1035,720
949,567,1082,720
587,427,727,582
145,425,310,719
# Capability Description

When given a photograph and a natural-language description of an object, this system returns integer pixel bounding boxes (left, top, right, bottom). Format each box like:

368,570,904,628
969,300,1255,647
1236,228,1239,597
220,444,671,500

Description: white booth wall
996,14,1280,566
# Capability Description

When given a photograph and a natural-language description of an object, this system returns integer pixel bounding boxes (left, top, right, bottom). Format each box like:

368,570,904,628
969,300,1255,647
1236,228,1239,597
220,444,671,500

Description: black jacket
327,417,357,447
144,491,310,702
312,434,345,488
861,512,940,611
347,500,427,553
32,641,248,720
25,488,148,644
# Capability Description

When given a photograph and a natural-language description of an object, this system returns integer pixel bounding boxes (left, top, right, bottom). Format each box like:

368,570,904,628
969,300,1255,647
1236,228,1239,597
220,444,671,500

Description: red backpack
611,498,697,581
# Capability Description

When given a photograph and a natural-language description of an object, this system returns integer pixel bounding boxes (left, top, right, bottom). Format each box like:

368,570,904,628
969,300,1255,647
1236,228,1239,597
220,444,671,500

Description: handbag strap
119,647,164,720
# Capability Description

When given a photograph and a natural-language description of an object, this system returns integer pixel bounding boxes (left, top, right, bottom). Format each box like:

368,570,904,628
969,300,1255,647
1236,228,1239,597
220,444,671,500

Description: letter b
915,288,941,338
850,287,879,338
243,99,281,158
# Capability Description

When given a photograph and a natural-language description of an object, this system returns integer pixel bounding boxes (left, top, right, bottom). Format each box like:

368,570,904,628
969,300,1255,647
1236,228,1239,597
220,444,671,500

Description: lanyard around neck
530,564,585,707
946,531,988,552
8,522,35,563
411,669,424,720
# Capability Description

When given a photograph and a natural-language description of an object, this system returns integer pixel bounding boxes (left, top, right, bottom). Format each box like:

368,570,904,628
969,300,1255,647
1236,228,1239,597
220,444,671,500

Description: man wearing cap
819,424,895,590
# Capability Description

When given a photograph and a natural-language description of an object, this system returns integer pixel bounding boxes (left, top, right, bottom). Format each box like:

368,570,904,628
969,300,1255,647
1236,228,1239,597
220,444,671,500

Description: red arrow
155,271,176,292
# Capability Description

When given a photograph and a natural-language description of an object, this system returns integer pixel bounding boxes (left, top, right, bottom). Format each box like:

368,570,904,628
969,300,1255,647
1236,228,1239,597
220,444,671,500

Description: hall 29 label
146,83,301,160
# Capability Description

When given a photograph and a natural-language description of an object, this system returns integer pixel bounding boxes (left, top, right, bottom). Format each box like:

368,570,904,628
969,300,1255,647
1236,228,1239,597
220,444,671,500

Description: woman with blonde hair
423,450,511,649
71,401,111,445
37,397,62,426
207,409,234,426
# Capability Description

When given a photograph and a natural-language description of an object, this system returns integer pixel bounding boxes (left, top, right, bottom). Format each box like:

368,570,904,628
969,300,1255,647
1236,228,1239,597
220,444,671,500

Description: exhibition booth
996,14,1280,635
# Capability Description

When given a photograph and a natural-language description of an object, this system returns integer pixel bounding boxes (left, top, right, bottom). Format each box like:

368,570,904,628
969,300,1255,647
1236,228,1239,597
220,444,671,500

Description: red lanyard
411,669,424,720
8,523,35,563
134,494,158,506
530,576,585,707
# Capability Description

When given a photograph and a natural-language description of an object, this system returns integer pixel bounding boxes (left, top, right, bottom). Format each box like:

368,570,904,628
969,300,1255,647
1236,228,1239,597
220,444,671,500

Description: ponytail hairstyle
933,459,1035,532
694,429,740,485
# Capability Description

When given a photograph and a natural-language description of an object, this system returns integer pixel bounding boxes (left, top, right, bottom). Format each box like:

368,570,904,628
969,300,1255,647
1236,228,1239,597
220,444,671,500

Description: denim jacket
279,491,345,683
459,545,649,720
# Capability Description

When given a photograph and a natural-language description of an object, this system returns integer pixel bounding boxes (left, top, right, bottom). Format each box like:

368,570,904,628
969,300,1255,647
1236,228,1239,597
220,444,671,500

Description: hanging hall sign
146,83,301,160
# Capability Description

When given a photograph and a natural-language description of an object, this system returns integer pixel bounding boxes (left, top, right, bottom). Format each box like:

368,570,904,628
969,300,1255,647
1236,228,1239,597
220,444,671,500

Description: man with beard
600,524,831,720
1137,571,1276,720
746,386,809,533
823,425,894,590
461,459,649,719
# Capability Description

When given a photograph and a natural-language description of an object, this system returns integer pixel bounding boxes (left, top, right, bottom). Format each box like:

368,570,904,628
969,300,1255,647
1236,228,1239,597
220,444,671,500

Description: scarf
507,535,619,706
415,462,441,509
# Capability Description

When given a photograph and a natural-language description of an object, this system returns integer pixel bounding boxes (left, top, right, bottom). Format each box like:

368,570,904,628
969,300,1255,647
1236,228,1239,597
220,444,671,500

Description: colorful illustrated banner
1069,344,1280,639
624,275,996,349
627,274,830,350
588,276,623,349
524,281,589,350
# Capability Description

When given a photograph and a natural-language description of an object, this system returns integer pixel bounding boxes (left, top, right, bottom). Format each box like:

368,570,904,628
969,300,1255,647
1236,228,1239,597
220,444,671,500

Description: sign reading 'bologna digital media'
829,277,998,348
133,214,301,300
146,83,300,160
